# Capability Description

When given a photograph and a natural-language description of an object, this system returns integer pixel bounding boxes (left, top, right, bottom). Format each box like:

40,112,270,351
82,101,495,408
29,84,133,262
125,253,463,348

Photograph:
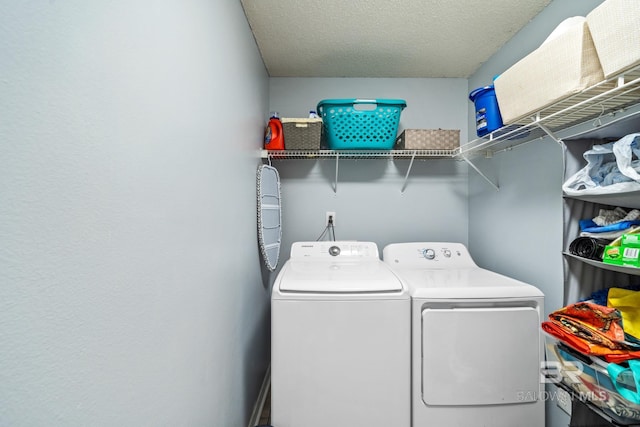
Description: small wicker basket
282,118,322,150
395,129,460,150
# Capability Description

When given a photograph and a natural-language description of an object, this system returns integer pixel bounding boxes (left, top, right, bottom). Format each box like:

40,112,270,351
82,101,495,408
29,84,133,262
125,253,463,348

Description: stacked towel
579,207,640,240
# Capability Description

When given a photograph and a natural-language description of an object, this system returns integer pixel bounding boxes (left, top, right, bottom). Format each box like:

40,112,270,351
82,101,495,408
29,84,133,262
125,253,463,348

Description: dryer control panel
290,241,379,259
383,242,477,268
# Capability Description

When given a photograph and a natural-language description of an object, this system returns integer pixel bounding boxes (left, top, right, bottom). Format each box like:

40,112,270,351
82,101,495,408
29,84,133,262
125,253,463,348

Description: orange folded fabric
542,301,640,362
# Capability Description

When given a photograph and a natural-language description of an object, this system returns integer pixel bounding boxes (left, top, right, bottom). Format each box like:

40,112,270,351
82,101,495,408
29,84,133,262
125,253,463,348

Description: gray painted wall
467,1,605,426
0,2,269,426
0,1,615,426
269,78,470,262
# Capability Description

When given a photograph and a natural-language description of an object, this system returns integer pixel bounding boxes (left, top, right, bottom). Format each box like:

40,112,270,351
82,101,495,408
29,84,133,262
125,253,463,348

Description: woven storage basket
395,129,460,150
587,0,640,78
281,118,322,150
494,17,604,125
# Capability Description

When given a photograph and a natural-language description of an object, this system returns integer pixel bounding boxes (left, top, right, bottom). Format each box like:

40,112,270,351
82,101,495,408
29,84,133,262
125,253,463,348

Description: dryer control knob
422,249,436,260
328,246,341,256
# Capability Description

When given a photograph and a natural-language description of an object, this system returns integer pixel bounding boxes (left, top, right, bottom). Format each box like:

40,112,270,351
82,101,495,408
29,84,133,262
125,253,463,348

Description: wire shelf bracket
461,155,500,192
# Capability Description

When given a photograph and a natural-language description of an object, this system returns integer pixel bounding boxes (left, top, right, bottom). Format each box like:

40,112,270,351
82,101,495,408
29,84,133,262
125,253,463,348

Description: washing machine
383,242,544,427
271,241,410,427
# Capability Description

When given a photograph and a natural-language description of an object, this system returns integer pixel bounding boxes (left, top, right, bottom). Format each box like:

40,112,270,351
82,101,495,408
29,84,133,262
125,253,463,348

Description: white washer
271,241,410,427
383,242,544,427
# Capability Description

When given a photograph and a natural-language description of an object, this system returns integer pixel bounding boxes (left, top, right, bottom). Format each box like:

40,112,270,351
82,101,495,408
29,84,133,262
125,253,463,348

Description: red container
264,114,284,150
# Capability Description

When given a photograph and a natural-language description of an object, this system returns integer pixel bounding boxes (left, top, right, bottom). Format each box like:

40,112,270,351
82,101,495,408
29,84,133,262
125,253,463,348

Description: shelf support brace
462,156,499,192
400,151,417,193
333,153,340,193
537,123,563,145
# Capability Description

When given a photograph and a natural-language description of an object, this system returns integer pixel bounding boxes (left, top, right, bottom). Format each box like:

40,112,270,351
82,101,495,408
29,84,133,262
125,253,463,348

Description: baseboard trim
247,365,271,427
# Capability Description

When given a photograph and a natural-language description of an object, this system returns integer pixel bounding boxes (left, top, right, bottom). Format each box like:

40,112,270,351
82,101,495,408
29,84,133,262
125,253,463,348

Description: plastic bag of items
563,133,640,196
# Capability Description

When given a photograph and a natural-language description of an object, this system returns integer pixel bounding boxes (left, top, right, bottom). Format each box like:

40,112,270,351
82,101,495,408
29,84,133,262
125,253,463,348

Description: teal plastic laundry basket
316,99,407,149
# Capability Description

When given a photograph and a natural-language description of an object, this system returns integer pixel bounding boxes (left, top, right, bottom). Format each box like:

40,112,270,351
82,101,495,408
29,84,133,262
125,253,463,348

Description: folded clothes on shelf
586,284,640,307
594,207,640,226
542,301,640,362
569,207,640,261
582,285,640,346
578,208,640,240
549,342,640,423
580,219,640,233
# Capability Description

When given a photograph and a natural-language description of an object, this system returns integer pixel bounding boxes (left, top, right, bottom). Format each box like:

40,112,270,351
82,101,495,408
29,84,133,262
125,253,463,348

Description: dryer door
422,305,540,406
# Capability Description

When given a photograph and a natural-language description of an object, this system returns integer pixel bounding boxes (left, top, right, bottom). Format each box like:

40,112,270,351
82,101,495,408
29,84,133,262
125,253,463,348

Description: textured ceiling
241,0,552,78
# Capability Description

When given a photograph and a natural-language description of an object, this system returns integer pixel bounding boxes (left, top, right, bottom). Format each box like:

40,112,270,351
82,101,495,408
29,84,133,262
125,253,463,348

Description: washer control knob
422,249,436,260
443,249,452,258
328,246,341,257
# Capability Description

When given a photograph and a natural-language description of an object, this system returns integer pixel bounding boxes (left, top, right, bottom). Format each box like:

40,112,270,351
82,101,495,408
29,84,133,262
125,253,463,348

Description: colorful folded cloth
609,288,640,341
579,208,640,234
542,301,640,362
607,359,640,405
580,219,640,233
584,284,640,308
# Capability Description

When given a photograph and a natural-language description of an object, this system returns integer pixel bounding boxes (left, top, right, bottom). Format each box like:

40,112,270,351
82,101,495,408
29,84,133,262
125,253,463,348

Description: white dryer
383,242,544,427
271,241,410,427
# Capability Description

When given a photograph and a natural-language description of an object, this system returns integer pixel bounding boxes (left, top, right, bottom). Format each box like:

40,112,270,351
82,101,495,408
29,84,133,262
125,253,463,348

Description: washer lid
394,267,544,299
279,259,403,293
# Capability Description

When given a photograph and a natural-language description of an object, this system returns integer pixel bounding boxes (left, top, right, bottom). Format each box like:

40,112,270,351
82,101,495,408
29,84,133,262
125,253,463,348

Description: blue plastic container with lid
469,85,503,138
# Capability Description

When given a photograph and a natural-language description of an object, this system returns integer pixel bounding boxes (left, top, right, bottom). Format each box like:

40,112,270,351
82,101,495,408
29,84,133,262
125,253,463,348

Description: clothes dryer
271,241,410,427
383,242,544,427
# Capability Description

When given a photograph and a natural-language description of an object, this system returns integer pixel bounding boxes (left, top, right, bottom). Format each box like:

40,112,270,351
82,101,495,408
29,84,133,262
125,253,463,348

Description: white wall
0,1,269,426
269,78,469,260
467,1,604,426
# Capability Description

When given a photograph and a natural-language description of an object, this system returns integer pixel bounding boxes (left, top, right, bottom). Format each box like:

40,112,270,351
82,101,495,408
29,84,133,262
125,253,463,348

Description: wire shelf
459,64,640,157
262,65,640,162
261,149,458,160
264,65,640,161
261,65,640,191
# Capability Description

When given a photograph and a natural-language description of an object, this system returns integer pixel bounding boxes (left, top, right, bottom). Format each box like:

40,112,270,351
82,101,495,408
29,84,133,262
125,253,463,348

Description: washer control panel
419,246,460,261
422,248,436,260
421,247,455,260
383,242,476,268
291,241,379,259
